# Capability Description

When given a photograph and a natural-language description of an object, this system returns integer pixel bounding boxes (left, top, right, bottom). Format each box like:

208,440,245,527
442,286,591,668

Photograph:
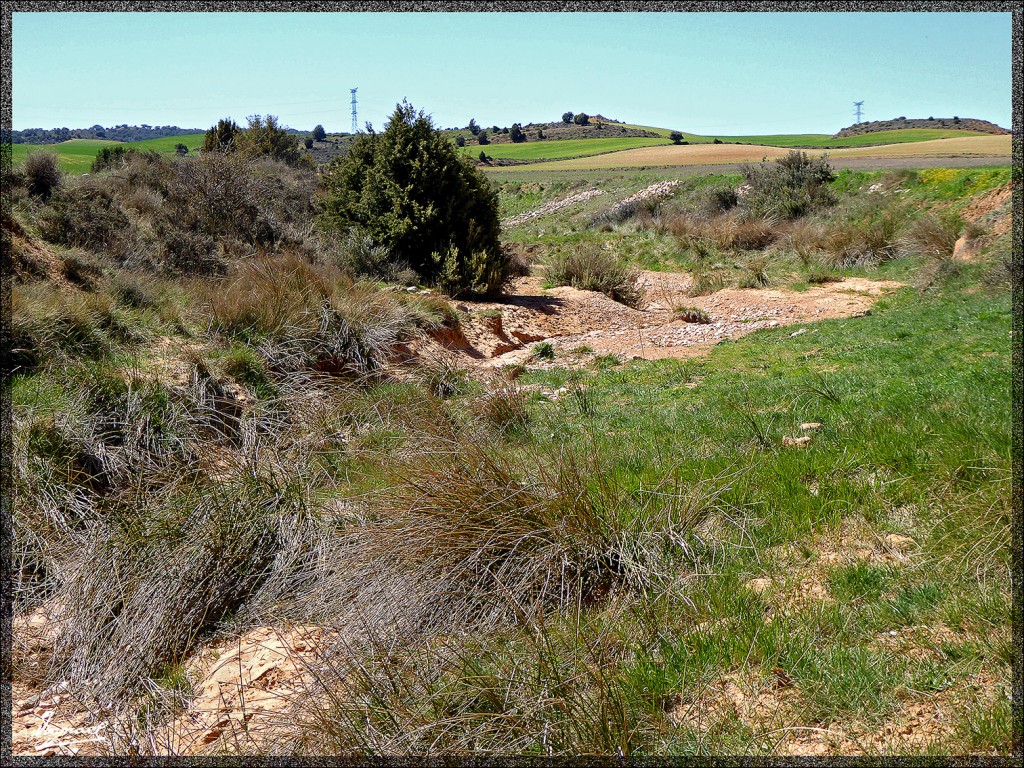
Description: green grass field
460,136,669,161
11,134,206,173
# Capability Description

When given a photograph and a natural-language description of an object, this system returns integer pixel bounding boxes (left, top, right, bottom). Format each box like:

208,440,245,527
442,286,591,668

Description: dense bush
23,152,62,200
202,117,239,152
477,130,489,146
562,111,574,124
38,183,130,251
317,101,509,296
235,114,309,168
739,151,836,219
573,112,590,126
90,145,138,173
312,124,327,142
33,150,318,275
509,123,526,143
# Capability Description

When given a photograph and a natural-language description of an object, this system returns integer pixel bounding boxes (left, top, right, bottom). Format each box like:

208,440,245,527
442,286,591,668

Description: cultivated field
494,134,1012,171
695,128,994,148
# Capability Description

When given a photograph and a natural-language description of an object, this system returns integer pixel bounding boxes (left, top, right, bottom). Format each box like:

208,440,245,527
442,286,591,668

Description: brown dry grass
828,135,1011,158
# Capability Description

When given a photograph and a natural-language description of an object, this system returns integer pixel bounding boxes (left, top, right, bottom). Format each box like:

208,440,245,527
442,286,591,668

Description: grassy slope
508,273,1012,754
11,134,207,172
475,166,1012,753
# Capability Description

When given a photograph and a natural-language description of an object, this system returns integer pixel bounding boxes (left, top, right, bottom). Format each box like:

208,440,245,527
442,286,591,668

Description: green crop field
11,134,207,173
459,136,669,161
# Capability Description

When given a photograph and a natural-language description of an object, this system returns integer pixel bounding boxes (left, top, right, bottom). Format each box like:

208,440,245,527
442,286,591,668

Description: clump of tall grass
45,463,305,705
287,600,668,756
902,213,963,259
547,243,642,308
686,265,728,297
207,253,431,376
477,378,530,435
9,283,130,371
668,211,782,255
789,208,907,267
275,424,730,647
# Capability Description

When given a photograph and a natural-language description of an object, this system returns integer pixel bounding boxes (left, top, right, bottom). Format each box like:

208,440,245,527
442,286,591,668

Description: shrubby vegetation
739,150,836,219
22,151,62,200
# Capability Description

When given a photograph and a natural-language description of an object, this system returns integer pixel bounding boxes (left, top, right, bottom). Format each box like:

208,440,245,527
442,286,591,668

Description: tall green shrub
202,118,239,152
317,101,509,296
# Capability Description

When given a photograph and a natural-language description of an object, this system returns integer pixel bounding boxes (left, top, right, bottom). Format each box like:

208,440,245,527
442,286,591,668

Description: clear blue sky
12,11,1013,134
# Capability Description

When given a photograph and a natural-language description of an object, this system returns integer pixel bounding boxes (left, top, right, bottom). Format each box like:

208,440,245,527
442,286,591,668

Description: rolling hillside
11,134,207,173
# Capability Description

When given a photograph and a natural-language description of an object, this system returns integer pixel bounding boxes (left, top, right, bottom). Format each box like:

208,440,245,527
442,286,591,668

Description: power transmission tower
350,88,358,134
853,100,865,124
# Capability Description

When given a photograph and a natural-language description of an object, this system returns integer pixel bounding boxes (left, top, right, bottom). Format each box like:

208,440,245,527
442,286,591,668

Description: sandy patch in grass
668,664,1008,756
10,622,332,757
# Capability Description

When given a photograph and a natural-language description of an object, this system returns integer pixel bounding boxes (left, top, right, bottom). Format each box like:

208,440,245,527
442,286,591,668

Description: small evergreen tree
304,137,314,149
573,112,590,126
318,101,509,296
175,142,189,156
509,123,526,143
562,111,574,124
669,131,684,145
468,118,480,135
203,118,239,152
477,130,489,146
456,135,466,147
90,145,137,173
312,124,327,141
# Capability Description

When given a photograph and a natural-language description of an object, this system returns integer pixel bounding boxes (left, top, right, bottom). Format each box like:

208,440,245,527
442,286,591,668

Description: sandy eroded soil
416,272,902,369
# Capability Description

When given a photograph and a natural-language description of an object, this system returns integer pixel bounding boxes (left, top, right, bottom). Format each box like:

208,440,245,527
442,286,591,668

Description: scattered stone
952,235,982,262
782,435,812,447
800,422,823,431
746,578,774,594
501,188,604,228
883,533,915,553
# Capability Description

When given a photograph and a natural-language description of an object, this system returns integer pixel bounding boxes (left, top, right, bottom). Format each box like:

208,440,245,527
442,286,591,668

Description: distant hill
11,124,206,145
834,117,1008,138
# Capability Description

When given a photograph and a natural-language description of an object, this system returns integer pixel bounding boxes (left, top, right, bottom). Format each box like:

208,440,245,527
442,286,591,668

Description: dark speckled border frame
0,2,1020,765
